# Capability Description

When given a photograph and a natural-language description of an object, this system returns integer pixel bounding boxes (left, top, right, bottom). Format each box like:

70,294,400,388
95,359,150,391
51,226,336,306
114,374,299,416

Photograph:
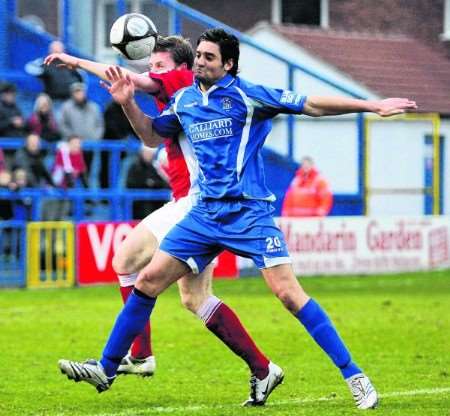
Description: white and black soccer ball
110,13,158,60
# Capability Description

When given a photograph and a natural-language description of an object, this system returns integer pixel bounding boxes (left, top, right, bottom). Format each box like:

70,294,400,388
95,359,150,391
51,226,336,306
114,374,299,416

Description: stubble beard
195,74,215,91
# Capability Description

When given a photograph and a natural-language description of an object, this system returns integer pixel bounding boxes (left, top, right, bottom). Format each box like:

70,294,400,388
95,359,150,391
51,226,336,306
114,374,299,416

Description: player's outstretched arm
43,53,161,93
101,66,163,147
302,96,417,117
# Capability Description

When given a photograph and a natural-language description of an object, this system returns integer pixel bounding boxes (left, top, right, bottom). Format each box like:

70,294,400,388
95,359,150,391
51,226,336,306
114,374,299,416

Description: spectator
103,100,136,140
27,93,61,143
25,40,83,109
52,135,88,189
101,100,136,188
126,145,169,219
11,168,32,221
13,133,54,187
0,169,16,262
60,82,104,141
0,169,14,220
0,82,27,138
60,82,104,180
12,168,29,188
282,156,333,217
40,135,87,220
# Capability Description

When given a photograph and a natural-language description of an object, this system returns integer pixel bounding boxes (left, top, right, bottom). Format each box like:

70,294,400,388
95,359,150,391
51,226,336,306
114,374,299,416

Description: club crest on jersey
221,97,232,110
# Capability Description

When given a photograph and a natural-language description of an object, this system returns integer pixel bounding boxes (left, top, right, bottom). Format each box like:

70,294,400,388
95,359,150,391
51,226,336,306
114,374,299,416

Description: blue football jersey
152,74,306,201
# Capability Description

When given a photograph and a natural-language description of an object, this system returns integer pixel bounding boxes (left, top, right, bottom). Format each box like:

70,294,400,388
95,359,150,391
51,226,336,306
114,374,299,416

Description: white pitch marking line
83,386,450,416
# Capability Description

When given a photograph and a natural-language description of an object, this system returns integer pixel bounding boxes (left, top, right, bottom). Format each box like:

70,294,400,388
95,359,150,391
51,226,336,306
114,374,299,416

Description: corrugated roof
271,25,450,115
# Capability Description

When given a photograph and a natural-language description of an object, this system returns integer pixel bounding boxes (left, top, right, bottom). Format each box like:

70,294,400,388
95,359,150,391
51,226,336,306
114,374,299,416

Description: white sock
117,272,138,287
196,295,222,324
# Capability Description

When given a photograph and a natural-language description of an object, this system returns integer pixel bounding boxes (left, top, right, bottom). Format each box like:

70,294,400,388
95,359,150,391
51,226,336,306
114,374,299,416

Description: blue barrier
1,137,142,189
1,138,172,221
1,136,364,218
0,220,26,287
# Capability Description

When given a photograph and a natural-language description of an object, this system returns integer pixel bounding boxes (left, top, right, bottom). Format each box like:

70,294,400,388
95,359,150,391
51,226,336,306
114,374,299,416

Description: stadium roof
270,24,450,115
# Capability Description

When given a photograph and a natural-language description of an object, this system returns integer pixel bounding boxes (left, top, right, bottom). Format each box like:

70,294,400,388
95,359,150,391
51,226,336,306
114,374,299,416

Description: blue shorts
159,199,291,274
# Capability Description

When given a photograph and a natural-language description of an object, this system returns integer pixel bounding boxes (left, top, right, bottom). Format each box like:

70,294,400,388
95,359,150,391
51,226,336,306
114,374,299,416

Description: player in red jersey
46,36,274,394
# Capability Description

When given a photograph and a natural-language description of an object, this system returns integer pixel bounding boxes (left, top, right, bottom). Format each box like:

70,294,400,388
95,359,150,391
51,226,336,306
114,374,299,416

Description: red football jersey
149,69,194,200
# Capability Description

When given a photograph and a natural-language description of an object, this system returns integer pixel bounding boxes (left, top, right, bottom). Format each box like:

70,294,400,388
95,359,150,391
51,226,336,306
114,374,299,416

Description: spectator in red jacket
43,135,88,221
52,135,88,189
282,156,333,217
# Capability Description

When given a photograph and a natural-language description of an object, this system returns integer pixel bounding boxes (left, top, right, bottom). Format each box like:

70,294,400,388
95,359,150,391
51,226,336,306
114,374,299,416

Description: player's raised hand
43,53,79,69
101,66,135,105
375,98,418,117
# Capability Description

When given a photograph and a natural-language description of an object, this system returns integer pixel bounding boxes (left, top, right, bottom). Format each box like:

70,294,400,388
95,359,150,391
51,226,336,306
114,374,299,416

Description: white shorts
141,194,197,243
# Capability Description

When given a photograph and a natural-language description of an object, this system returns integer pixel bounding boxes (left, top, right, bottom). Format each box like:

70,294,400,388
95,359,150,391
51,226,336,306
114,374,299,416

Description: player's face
194,41,233,89
148,51,177,74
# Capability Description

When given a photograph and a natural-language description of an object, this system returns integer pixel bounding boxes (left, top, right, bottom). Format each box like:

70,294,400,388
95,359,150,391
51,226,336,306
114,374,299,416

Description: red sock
206,302,269,379
119,285,153,358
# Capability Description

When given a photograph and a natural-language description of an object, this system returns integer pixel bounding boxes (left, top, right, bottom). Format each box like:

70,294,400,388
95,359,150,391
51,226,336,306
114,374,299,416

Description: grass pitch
0,271,449,416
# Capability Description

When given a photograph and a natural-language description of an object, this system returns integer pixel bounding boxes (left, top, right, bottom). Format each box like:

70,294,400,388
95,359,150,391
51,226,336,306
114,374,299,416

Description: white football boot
58,359,115,393
117,354,156,377
242,361,284,406
346,373,379,409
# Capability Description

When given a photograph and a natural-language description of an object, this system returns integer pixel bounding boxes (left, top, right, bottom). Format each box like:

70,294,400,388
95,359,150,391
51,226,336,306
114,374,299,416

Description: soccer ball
110,13,158,60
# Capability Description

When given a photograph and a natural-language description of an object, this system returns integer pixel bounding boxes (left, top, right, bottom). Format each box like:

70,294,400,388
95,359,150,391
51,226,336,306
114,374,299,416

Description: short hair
197,28,240,77
154,36,194,69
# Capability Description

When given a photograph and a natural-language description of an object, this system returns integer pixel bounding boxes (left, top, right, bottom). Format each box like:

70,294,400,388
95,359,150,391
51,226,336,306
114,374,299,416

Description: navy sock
296,298,361,379
100,289,156,377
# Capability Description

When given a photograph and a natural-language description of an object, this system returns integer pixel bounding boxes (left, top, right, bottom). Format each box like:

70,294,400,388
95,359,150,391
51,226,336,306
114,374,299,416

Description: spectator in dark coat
12,133,54,187
126,146,169,219
103,100,136,140
0,169,16,260
0,169,14,220
0,82,27,137
25,41,83,103
101,100,137,188
11,168,32,221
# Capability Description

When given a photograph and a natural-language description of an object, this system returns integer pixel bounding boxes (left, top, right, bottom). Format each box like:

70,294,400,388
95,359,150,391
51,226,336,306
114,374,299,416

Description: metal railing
0,138,172,221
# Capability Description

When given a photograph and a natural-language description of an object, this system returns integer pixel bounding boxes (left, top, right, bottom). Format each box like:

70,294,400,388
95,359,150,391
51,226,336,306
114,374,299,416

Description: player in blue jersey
58,28,417,409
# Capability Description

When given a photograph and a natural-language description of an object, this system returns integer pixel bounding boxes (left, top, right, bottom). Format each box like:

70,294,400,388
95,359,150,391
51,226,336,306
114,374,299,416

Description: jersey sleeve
242,82,307,118
152,98,183,138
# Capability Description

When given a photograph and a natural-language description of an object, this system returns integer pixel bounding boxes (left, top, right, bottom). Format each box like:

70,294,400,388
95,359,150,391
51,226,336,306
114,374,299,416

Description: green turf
0,271,449,416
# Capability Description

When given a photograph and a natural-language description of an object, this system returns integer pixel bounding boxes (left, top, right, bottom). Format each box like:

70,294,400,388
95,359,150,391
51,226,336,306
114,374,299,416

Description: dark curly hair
197,28,239,77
